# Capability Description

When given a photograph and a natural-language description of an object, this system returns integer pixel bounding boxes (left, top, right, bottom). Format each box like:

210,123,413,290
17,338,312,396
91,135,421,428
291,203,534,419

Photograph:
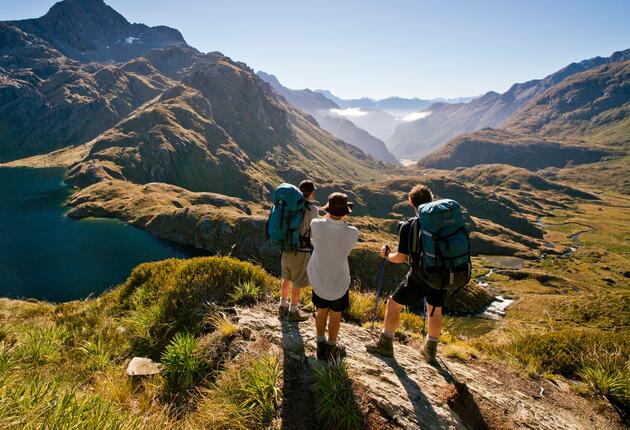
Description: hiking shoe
365,334,394,357
278,305,289,319
327,343,347,361
317,340,328,361
421,338,439,365
287,308,309,322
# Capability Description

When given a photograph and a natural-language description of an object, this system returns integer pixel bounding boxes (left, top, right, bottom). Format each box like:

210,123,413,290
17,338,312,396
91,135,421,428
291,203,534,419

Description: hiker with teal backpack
366,184,471,364
267,180,319,322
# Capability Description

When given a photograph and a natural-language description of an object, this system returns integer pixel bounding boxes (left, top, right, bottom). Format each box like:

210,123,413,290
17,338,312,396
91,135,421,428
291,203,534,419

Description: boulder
126,357,162,376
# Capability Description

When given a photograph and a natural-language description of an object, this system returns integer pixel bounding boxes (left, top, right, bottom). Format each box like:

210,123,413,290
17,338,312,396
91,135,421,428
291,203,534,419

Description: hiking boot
287,308,309,322
278,305,289,319
365,334,394,357
421,338,439,365
327,343,347,361
317,340,328,361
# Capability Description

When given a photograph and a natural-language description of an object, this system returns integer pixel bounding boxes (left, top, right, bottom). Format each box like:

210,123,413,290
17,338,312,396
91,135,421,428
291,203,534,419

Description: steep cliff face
504,60,630,140
1,17,387,199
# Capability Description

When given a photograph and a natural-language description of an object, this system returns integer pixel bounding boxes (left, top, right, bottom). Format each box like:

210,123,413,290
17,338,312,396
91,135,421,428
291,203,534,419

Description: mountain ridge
392,49,630,160
417,57,629,171
7,0,187,63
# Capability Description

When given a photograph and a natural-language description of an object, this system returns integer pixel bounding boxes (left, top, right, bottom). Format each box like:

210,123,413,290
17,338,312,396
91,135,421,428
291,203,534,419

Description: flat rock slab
238,306,620,430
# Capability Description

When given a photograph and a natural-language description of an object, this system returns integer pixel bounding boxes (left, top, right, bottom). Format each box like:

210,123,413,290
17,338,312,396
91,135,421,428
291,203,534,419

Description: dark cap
299,180,316,195
323,192,353,216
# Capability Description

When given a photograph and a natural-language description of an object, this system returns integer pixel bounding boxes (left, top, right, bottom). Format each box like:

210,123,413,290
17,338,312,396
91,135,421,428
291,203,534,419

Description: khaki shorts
281,251,311,289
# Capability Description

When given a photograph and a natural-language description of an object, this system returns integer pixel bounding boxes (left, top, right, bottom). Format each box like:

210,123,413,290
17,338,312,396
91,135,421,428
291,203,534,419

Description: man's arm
380,245,408,264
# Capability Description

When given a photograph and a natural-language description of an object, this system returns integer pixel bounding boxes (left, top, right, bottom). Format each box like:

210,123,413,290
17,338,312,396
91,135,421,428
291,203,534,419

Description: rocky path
238,306,622,430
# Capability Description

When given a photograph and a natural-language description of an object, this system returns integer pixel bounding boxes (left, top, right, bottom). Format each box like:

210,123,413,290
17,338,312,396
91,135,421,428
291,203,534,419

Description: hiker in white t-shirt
307,192,359,361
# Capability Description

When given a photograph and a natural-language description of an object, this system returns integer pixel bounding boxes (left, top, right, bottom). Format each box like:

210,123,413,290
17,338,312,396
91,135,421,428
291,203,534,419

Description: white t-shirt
307,217,359,300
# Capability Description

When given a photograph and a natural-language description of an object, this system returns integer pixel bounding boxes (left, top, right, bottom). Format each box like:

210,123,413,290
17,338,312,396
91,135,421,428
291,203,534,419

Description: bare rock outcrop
239,306,623,430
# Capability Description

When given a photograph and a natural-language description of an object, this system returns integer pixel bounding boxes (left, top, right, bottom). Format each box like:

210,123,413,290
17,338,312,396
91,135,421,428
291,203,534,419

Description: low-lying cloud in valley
329,107,369,117
400,111,432,121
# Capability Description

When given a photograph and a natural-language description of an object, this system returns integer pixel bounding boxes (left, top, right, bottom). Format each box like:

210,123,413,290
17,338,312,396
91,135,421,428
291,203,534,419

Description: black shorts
312,290,350,312
391,271,447,308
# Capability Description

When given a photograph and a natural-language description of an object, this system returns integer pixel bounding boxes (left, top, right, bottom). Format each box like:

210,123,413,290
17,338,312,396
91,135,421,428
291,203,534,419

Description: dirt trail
238,306,622,430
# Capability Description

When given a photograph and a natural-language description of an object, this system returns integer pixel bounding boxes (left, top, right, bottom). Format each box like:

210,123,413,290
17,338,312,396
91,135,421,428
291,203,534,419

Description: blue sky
3,0,629,99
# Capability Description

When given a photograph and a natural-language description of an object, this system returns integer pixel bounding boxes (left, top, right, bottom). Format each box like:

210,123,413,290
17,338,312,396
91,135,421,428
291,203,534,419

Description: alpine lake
0,167,203,302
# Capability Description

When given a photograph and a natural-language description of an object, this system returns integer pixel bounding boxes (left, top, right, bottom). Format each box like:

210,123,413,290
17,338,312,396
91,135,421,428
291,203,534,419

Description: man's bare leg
383,298,404,336
327,311,341,343
426,304,443,339
280,279,292,306
422,304,442,364
316,307,329,359
290,284,301,309
315,308,329,338
365,298,402,357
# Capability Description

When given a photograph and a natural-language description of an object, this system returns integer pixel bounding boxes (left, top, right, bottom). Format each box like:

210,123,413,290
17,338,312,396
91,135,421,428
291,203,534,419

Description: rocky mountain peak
7,0,187,63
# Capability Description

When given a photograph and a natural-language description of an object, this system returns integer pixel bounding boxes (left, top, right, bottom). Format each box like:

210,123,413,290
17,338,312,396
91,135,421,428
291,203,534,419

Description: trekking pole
422,296,427,336
370,248,389,334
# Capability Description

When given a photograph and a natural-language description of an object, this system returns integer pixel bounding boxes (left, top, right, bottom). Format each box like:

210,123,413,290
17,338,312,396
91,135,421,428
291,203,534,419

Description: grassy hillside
417,129,611,170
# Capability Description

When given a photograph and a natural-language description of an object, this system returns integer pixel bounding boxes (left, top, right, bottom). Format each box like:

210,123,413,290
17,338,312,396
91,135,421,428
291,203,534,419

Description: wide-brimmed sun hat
323,192,353,216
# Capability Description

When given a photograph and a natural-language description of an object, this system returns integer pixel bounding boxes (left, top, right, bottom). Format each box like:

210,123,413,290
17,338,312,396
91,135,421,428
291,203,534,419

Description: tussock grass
79,337,112,371
444,342,480,361
119,257,276,356
229,280,262,305
0,375,142,430
344,290,385,324
400,311,425,333
190,352,282,429
15,325,68,365
313,358,363,430
161,332,205,399
208,314,240,338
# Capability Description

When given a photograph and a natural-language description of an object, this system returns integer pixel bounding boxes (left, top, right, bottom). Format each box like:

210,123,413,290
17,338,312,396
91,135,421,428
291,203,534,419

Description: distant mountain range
315,90,476,114
313,90,477,143
391,49,630,161
257,72,399,164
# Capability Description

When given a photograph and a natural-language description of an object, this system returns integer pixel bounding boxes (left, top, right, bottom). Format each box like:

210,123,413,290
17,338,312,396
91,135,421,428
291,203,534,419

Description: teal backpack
410,199,471,293
266,183,306,251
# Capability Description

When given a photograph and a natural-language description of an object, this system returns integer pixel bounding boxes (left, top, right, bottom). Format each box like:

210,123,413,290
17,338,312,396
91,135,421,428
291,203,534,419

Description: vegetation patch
475,327,629,410
313,358,364,430
118,256,276,356
190,351,282,429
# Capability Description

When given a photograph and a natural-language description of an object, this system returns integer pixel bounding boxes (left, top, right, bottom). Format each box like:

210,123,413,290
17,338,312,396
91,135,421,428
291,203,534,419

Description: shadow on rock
280,319,319,430
371,354,442,426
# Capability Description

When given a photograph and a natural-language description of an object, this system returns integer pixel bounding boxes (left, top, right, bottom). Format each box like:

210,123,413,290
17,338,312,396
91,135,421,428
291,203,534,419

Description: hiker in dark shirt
366,184,443,364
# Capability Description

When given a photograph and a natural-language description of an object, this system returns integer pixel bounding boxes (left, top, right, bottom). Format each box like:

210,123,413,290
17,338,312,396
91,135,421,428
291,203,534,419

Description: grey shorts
281,251,311,288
